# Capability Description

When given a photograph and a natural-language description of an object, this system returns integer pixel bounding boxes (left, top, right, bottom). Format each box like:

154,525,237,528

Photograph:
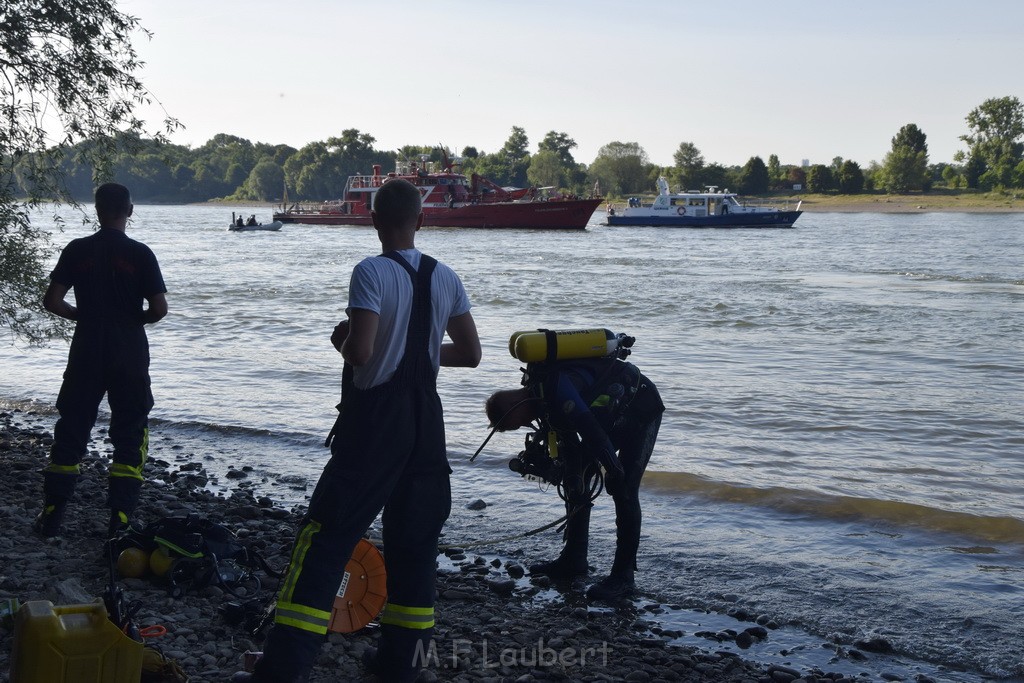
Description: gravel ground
1,409,867,682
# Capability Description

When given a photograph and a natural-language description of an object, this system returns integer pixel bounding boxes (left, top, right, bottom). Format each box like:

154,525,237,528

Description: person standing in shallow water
486,354,664,601
235,178,481,683
35,183,168,539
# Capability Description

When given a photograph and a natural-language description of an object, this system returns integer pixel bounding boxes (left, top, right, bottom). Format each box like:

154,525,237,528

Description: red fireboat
273,152,602,230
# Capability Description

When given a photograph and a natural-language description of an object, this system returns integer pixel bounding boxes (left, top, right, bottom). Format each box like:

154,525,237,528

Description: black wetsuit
532,357,664,581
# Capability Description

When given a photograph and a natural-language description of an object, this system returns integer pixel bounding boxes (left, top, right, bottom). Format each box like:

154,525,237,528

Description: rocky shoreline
0,409,899,683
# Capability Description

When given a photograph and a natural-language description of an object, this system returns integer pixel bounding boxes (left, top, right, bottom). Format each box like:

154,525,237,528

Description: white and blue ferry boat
606,177,802,228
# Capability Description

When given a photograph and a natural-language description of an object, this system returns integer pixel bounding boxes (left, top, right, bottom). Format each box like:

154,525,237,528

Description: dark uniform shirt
50,228,166,328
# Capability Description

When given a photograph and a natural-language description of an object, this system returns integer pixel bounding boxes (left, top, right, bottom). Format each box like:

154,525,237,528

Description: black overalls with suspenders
256,251,452,683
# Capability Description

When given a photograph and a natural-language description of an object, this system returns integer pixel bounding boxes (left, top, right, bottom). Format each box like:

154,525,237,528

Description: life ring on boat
677,207,686,215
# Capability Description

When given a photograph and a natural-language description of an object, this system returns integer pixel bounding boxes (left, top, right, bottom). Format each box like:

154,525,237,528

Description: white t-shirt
346,248,471,389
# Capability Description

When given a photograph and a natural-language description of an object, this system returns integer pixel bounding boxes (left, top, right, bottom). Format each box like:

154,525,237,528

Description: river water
2,206,1022,680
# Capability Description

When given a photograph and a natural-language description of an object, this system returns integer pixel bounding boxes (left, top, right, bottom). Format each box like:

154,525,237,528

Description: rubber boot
108,510,130,538
586,542,636,601
39,467,78,538
107,477,142,526
586,572,635,601
33,501,67,538
249,624,320,683
529,500,591,579
375,624,432,683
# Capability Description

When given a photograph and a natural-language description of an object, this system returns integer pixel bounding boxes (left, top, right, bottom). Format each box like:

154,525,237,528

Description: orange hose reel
328,539,387,633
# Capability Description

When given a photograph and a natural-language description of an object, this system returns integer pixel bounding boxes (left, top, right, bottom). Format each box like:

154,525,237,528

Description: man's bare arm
440,311,482,368
342,308,379,366
43,282,77,321
143,293,168,324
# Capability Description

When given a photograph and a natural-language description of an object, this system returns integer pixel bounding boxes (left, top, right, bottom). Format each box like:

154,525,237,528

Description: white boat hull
607,210,801,228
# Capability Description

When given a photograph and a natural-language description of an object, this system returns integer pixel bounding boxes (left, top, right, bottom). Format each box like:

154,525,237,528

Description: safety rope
439,512,570,550
360,511,570,552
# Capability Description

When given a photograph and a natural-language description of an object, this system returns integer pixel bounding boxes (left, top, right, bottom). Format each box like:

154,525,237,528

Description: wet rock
854,636,895,654
768,664,802,682
727,607,752,621
466,499,487,511
486,578,516,596
0,413,779,683
744,625,769,639
505,563,525,579
735,631,754,649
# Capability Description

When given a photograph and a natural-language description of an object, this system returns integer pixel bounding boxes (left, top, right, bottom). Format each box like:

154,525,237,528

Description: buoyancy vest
524,357,643,429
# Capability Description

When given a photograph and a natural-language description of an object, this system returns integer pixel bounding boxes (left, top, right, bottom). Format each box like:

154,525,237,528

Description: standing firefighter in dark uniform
235,178,481,683
486,337,664,601
35,183,168,538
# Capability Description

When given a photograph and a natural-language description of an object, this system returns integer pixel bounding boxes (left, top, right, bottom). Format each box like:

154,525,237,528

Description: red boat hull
274,198,602,230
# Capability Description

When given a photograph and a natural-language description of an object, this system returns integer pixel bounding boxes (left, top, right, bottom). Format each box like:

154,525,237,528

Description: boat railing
278,201,352,215
347,175,387,189
740,196,801,211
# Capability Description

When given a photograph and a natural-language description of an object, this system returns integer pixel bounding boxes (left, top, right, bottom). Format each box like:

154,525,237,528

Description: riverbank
794,190,1023,213
204,190,1024,215
0,408,908,683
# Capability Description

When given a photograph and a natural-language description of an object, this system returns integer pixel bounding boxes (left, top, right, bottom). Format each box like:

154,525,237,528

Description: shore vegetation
2,1,1022,346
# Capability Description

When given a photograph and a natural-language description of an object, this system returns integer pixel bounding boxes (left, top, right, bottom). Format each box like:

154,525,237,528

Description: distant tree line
16,1,1017,348
7,97,1024,206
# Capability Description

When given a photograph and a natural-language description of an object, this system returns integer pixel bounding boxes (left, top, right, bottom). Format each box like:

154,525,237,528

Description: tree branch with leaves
1,0,179,345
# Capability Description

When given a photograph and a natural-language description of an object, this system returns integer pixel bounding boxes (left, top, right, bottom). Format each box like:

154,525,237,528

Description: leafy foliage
836,160,865,194
239,160,285,202
1,0,179,344
959,96,1024,190
536,131,583,188
460,127,533,188
767,154,782,187
806,165,834,193
881,124,929,193
738,156,769,194
671,142,704,190
892,124,928,155
588,141,652,196
526,149,565,190
282,130,392,200
538,132,577,166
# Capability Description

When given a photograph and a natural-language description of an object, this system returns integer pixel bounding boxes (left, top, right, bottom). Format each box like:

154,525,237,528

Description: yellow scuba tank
508,328,633,363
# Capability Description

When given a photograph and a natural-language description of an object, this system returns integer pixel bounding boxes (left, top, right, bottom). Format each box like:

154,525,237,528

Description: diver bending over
487,354,664,600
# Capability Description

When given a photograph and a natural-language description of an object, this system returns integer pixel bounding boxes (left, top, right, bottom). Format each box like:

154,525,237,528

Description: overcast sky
123,0,1024,169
